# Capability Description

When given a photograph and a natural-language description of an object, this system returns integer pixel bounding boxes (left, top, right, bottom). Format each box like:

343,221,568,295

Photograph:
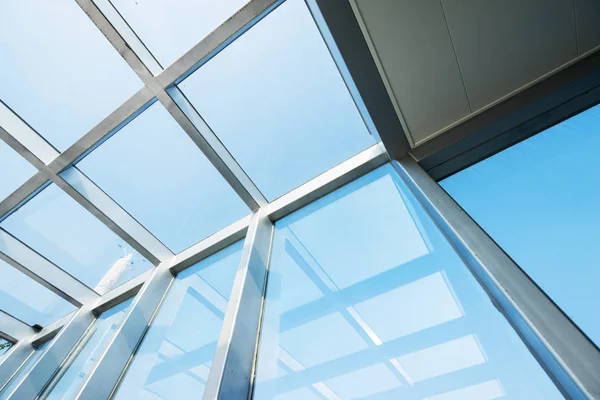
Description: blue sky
442,103,600,349
0,0,374,330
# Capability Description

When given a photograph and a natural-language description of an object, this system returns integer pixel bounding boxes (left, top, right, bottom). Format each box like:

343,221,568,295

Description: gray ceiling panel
576,0,600,54
442,0,577,112
354,0,470,146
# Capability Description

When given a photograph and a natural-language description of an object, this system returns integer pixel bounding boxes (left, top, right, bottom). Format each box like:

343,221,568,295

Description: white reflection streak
346,307,415,384
277,348,341,400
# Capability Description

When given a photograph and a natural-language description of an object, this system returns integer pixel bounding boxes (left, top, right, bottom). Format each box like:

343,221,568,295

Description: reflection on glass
0,0,141,150
0,260,75,326
76,102,249,253
0,184,151,290
0,341,50,399
441,104,600,348
253,165,562,399
0,339,12,358
113,241,243,399
110,0,249,67
0,141,36,201
44,299,133,399
179,0,376,200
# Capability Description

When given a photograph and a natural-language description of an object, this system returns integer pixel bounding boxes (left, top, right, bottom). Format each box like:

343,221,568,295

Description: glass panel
76,102,250,253
253,165,562,399
0,184,151,290
109,0,250,67
0,341,50,399
0,0,142,150
179,0,376,200
441,104,600,348
0,260,75,326
113,241,243,399
44,298,133,399
0,339,12,358
0,141,36,201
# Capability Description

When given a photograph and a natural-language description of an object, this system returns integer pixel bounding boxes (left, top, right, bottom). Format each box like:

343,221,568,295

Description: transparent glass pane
0,339,12,358
109,0,250,67
0,184,151,290
0,0,142,150
44,298,133,399
0,341,50,399
179,0,376,200
76,102,250,253
441,104,600,348
0,260,75,326
253,165,562,399
0,141,36,201
113,241,243,399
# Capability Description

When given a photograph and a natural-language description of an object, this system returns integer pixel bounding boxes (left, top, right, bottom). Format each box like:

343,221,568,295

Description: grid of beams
0,1,597,399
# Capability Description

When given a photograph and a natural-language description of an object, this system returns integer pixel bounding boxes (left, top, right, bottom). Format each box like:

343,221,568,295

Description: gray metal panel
7,308,95,400
394,157,600,399
0,342,34,392
353,0,471,146
0,311,34,342
312,0,410,158
412,49,600,179
575,0,600,54
443,0,577,112
203,210,273,399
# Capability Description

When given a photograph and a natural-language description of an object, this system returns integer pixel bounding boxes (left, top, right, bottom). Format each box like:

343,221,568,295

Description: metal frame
393,157,600,399
0,0,598,398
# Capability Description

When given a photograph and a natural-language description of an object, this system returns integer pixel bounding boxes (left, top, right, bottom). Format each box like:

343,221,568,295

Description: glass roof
0,0,381,333
0,0,142,150
179,0,376,200
0,140,36,200
110,0,250,67
1,184,151,290
0,259,75,327
75,102,250,253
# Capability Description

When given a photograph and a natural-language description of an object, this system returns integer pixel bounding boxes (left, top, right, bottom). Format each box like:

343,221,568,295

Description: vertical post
203,210,274,399
7,308,95,399
393,157,600,399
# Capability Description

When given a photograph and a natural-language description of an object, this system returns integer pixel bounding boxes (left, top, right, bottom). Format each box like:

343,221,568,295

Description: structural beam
204,210,274,399
0,312,33,343
7,308,95,399
393,157,600,399
307,0,410,160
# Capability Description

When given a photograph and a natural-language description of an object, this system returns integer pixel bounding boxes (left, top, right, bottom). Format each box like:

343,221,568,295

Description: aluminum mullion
76,216,254,399
75,260,174,400
203,210,273,399
0,341,34,392
0,229,98,307
268,143,388,221
155,0,284,87
393,156,600,399
160,89,266,209
0,311,33,343
47,87,155,173
76,0,270,211
74,0,155,83
51,171,168,264
0,173,48,222
6,308,95,400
